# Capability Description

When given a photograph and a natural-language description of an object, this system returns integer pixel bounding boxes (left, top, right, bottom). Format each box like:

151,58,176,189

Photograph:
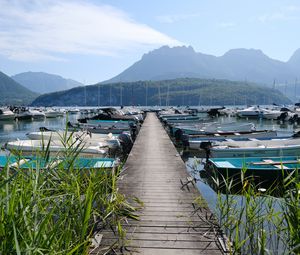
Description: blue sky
0,0,300,84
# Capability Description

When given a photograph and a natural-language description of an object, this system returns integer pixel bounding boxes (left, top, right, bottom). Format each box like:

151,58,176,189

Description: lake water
0,109,296,253
0,114,79,145
1,111,296,206
0,108,297,254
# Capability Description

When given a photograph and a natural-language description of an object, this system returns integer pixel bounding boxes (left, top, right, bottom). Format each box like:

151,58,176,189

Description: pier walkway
96,113,225,254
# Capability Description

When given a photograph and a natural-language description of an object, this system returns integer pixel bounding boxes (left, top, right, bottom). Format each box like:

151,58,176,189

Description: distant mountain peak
288,48,300,64
143,45,196,58
12,72,83,94
222,48,267,59
103,45,300,85
0,71,37,105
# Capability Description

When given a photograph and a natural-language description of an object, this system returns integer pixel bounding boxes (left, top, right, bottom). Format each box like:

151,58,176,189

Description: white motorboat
26,131,121,149
67,108,80,114
30,110,45,119
236,106,263,118
172,122,255,135
6,139,108,158
45,109,64,118
209,138,300,158
187,130,279,150
0,108,15,120
15,109,33,120
261,109,282,120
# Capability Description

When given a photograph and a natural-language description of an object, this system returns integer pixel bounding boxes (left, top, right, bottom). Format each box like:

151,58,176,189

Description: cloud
0,0,181,62
258,5,300,23
156,13,200,24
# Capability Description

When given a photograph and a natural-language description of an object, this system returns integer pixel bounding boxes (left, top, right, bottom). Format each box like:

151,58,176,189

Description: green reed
207,167,300,255
0,128,137,254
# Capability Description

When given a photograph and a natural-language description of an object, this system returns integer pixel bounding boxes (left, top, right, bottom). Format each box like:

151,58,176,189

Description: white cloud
258,5,300,23
284,5,300,12
156,13,200,24
0,0,181,62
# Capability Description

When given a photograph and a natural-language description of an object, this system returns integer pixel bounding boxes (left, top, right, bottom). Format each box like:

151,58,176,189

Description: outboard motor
181,134,190,150
77,118,87,123
207,107,224,117
200,141,212,161
39,127,54,132
174,129,184,142
67,121,75,128
118,133,133,155
277,112,288,122
129,123,138,140
289,114,299,124
292,130,300,138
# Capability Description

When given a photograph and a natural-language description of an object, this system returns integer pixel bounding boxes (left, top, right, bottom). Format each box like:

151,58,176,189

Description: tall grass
0,128,137,254
203,167,300,255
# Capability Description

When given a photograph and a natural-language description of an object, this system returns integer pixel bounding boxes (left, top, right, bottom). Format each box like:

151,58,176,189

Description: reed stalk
200,165,300,255
0,128,137,254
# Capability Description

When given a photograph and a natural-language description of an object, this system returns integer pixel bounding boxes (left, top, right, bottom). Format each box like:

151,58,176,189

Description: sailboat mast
97,84,100,106
158,84,161,106
166,84,170,106
145,83,148,106
109,84,112,106
295,78,298,103
285,81,287,96
120,84,123,106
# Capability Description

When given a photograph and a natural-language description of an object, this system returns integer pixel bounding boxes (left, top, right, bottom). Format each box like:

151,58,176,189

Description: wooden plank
123,248,223,255
100,239,221,249
94,113,223,254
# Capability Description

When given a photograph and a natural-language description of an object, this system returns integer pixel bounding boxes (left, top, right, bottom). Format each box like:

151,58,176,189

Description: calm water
1,109,295,253
0,114,79,145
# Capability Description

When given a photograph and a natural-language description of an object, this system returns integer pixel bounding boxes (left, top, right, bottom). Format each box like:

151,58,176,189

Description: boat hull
205,156,298,184
0,155,115,169
211,145,300,158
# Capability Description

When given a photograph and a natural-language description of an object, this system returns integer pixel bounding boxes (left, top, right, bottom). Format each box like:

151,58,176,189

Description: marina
1,2,300,253
0,105,299,254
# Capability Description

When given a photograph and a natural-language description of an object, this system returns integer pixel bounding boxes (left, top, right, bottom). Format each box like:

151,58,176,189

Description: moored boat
173,122,255,135
26,130,121,149
5,139,108,158
30,109,46,119
237,106,263,118
45,109,64,118
205,156,299,182
209,138,300,158
187,131,286,150
0,155,116,170
0,108,15,120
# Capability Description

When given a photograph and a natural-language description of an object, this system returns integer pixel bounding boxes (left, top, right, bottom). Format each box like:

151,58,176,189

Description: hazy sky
0,0,300,84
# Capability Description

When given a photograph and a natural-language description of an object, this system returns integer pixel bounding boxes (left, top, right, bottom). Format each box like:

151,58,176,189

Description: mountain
0,71,38,105
288,48,300,73
103,46,299,85
31,78,291,106
12,72,83,94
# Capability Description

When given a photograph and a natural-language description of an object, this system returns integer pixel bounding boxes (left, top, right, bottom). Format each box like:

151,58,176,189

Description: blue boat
205,156,299,182
0,155,116,170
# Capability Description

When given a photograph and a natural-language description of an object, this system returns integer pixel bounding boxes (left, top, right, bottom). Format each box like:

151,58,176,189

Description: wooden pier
94,113,225,254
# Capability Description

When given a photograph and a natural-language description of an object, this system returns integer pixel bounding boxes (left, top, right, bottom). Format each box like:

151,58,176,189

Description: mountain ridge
103,46,300,85
12,71,83,94
0,71,38,105
31,78,291,106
